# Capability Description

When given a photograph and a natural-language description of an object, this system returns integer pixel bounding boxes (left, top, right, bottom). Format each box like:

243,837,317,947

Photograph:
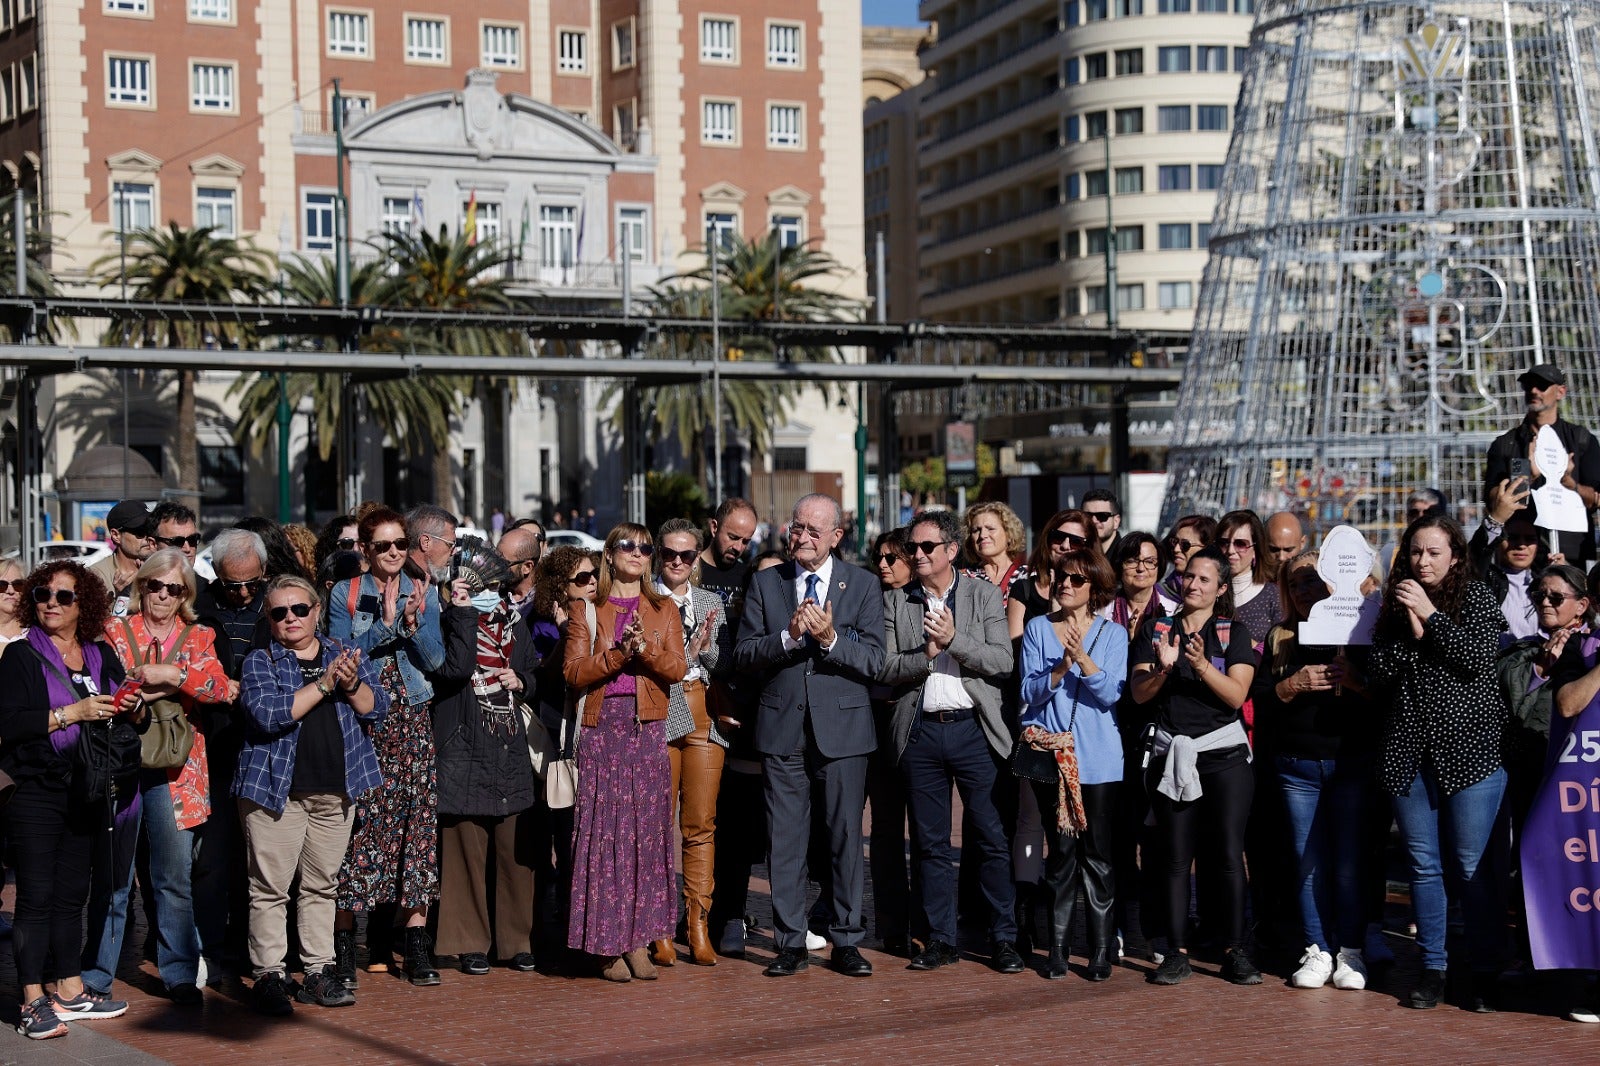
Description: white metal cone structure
1161,0,1600,530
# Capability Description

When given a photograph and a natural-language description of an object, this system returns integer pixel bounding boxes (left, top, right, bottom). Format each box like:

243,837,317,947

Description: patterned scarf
1020,723,1087,837
471,603,519,739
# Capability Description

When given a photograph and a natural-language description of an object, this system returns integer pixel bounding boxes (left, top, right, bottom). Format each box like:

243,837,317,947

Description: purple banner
1522,688,1600,970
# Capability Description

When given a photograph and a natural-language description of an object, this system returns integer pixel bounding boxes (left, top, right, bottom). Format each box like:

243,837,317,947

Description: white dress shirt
921,574,975,712
779,555,839,654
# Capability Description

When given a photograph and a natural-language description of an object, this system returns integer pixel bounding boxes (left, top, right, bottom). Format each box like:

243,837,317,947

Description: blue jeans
82,793,140,995
141,775,202,987
1391,766,1506,971
1276,754,1368,954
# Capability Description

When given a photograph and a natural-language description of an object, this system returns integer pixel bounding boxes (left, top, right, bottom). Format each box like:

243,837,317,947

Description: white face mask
471,590,502,614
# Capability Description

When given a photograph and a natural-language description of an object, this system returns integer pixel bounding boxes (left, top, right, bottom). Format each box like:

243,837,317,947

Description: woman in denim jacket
327,506,447,988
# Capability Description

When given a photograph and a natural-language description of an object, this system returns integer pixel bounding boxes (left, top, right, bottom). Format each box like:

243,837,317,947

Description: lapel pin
838,581,847,590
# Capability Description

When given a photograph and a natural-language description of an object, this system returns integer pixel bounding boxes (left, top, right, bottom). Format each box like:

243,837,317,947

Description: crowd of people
2,363,1598,1040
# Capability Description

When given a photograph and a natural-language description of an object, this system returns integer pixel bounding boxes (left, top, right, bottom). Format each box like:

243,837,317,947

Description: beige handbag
544,599,596,810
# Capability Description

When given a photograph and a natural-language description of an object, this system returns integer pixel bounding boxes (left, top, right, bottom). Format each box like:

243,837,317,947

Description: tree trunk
175,368,200,508
432,442,455,517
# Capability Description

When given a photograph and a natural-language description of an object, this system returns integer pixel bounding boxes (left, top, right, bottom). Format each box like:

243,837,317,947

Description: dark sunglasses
336,537,357,550
1504,536,1540,549
144,579,187,598
366,538,411,555
219,577,265,594
614,539,655,557
569,570,597,587
0,579,23,593
1225,538,1255,551
658,548,699,566
268,602,315,623
1084,511,1118,522
1168,536,1200,554
32,586,76,606
1532,588,1579,607
910,540,950,556
874,552,905,567
1054,572,1090,589
1048,529,1089,548
154,534,202,549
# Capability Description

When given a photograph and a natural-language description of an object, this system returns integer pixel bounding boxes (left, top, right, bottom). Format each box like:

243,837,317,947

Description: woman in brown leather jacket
563,523,686,982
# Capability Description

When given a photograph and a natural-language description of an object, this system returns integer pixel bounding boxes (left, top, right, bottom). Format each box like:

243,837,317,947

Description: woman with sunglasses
0,561,145,1038
0,558,28,649
1369,514,1507,1011
1160,514,1217,603
654,518,729,965
1216,510,1281,655
1258,551,1377,991
1008,509,1096,643
237,575,385,1016
1019,550,1128,980
965,503,1027,606
1130,545,1260,986
327,506,448,988
88,550,229,1006
564,524,686,981
314,515,362,576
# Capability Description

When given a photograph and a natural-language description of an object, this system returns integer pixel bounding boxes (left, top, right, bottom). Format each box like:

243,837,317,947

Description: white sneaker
1291,945,1334,988
804,930,827,952
1568,1004,1600,1023
1332,948,1368,990
1364,923,1395,966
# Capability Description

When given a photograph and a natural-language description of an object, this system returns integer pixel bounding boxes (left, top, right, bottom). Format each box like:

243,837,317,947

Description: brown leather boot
687,902,717,966
624,948,659,980
650,938,676,967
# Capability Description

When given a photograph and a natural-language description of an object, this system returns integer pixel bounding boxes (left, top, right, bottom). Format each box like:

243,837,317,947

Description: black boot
1013,882,1037,956
333,928,358,990
402,927,441,987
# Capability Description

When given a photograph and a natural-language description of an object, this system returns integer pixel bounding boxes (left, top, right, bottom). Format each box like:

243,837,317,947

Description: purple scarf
30,627,104,756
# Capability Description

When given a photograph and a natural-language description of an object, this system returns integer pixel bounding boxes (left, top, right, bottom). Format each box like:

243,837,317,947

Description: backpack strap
346,576,362,621
154,625,195,665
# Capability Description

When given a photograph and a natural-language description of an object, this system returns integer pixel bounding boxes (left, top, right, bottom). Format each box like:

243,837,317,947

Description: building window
1198,105,1229,131
1234,46,1250,71
1115,167,1144,194
613,99,637,146
1115,0,1143,14
190,62,235,111
1085,0,1107,19
1086,169,1108,197
1065,115,1080,143
1159,281,1194,308
1086,110,1107,138
194,186,236,235
1159,222,1192,249
1158,105,1191,131
482,23,522,67
1159,0,1191,10
768,22,801,67
304,192,335,251
1159,164,1192,190
773,214,803,248
1086,229,1109,255
1087,285,1108,312
199,445,245,506
106,0,148,14
1198,45,1228,71
617,207,648,262
1117,227,1143,251
1084,53,1107,80
705,211,737,249
111,182,154,233
18,56,35,111
327,11,370,56
612,20,634,69
1065,1,1080,26
767,104,801,148
1115,107,1143,134
1117,283,1144,310
337,92,373,125
703,100,737,145
107,56,153,106
538,205,575,267
1115,48,1143,76
1158,46,1191,72
381,196,413,234
1197,221,1213,244
1,74,13,122
1065,174,1081,200
701,17,735,63
1235,0,1255,12
557,30,586,73
1197,0,1228,10
1064,58,1080,85
189,0,230,20
772,446,808,471
405,17,446,63
463,200,501,245
1198,163,1226,189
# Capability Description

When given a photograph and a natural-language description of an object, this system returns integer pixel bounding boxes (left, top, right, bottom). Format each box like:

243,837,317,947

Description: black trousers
1149,756,1253,952
9,783,96,987
866,729,912,943
1033,779,1119,960
707,765,766,932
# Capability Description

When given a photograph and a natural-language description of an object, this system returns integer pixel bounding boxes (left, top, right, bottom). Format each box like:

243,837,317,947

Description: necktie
803,573,820,649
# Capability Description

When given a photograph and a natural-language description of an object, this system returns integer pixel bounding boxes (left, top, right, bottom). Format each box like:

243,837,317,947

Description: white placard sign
1300,525,1381,646
1531,424,1588,534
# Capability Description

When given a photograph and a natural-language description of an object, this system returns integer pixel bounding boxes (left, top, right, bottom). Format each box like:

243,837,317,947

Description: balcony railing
922,27,1063,104
923,255,1061,300
923,198,1059,253
921,84,1062,154
922,142,1060,201
305,246,664,292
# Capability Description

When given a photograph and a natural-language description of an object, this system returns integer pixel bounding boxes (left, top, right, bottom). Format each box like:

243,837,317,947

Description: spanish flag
465,189,478,246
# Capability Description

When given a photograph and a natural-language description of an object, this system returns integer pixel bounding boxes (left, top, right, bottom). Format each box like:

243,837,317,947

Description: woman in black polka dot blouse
1369,514,1508,1012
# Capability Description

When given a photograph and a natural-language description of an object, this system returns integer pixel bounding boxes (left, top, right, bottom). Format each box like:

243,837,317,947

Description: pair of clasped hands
787,596,838,648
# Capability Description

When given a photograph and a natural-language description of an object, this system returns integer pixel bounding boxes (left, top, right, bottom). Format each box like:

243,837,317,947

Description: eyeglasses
1225,538,1255,552
614,539,654,557
1533,589,1579,607
875,553,905,567
1123,556,1160,571
425,534,457,551
268,602,314,623
32,586,76,606
1084,511,1118,523
1266,544,1299,556
335,537,357,551
910,540,951,556
1168,536,1200,554
219,577,265,595
790,524,834,542
154,533,202,549
1047,529,1089,548
658,548,699,566
366,538,411,555
144,579,187,598
569,570,597,587
1054,572,1090,589
0,579,23,593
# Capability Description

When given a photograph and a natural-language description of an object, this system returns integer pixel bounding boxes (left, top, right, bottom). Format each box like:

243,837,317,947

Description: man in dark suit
881,509,1021,974
735,493,885,977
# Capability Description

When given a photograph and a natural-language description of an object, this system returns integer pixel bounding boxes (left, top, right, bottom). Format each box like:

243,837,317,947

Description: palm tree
91,223,272,503
0,195,69,341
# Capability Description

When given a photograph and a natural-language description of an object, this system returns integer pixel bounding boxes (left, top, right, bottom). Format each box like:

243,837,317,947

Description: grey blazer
663,583,731,747
880,574,1014,763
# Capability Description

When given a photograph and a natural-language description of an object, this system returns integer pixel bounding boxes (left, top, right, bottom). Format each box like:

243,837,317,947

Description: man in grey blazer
734,493,885,977
880,509,1022,974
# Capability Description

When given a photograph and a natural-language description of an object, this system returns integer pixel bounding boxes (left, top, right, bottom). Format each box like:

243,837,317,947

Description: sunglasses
1168,537,1200,554
910,540,950,556
875,552,905,567
1225,538,1255,551
1048,529,1089,548
366,538,411,555
1084,511,1118,522
154,533,202,549
268,602,314,623
569,570,597,587
0,579,23,593
1054,572,1090,589
658,548,698,566
219,577,265,594
1504,536,1539,549
144,579,187,598
614,539,655,557
1407,509,1431,520
336,537,357,550
32,586,77,606
1532,589,1579,607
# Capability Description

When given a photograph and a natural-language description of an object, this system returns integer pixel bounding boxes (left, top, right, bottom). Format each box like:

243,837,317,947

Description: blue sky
863,0,927,27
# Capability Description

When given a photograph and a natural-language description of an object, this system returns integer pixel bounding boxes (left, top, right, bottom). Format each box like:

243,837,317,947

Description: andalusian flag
465,189,478,246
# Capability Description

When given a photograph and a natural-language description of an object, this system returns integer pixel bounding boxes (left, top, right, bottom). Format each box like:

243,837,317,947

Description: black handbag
1011,619,1107,783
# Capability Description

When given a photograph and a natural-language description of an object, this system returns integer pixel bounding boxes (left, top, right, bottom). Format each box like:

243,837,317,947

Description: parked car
544,529,605,552
2,539,115,570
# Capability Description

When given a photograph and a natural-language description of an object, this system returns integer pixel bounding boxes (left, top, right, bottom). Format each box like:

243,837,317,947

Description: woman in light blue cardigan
1018,548,1128,980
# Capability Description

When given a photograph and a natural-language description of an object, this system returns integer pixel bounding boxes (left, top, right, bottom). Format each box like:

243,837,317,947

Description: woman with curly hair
1369,514,1507,1011
964,503,1027,605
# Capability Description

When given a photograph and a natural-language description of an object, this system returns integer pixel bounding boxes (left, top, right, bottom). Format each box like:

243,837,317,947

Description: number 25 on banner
1559,730,1600,764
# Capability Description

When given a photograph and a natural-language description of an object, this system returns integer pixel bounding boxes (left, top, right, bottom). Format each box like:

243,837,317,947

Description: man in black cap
89,499,154,616
1484,362,1600,563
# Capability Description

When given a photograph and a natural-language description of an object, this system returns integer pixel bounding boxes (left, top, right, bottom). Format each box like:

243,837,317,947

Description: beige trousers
240,793,355,977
